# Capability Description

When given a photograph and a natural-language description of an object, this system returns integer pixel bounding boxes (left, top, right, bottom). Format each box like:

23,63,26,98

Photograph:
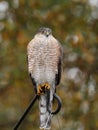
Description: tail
39,86,55,129
39,94,51,130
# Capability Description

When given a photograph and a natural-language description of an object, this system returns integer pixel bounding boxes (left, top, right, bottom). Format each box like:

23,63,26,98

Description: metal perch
13,93,62,130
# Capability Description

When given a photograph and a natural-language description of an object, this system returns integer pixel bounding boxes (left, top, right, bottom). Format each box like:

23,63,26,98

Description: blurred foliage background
0,0,98,130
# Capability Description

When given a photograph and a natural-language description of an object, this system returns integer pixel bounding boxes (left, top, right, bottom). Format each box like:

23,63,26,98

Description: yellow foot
43,83,50,90
37,84,44,95
37,83,51,95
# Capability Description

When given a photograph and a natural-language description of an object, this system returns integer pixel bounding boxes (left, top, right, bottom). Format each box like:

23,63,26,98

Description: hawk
27,27,62,129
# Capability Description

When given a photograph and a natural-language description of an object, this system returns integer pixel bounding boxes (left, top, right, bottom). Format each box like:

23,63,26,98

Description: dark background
0,0,98,130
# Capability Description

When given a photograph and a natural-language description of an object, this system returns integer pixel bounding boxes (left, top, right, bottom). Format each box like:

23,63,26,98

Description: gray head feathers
37,27,52,37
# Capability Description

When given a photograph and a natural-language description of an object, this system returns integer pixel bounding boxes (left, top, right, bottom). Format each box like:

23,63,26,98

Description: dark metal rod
52,93,62,114
13,95,39,130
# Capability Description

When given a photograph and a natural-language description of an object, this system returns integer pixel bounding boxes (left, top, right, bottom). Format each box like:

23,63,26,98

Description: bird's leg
37,83,51,95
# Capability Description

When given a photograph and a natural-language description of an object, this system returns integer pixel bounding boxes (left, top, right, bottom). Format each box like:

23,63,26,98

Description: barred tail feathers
39,94,51,129
39,84,55,129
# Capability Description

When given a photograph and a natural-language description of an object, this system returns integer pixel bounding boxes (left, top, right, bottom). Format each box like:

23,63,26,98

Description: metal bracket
46,89,62,115
13,91,62,130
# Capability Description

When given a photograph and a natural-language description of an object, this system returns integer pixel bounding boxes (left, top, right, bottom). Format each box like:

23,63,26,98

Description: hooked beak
46,32,49,37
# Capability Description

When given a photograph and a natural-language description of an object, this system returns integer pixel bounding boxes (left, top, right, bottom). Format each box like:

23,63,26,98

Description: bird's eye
42,30,45,34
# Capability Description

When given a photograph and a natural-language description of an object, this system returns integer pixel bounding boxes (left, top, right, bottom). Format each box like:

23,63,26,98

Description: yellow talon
37,83,51,95
37,84,43,95
45,83,50,89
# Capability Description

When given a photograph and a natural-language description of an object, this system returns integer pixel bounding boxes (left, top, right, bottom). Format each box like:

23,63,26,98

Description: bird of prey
27,27,62,129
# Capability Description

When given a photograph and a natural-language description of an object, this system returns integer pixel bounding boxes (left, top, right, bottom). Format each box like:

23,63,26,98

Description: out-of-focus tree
0,0,98,130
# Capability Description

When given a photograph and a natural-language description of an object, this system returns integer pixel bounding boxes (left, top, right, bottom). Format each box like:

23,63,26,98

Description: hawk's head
37,27,52,37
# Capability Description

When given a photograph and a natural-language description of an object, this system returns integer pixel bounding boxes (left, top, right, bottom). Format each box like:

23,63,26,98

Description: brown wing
55,42,63,86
